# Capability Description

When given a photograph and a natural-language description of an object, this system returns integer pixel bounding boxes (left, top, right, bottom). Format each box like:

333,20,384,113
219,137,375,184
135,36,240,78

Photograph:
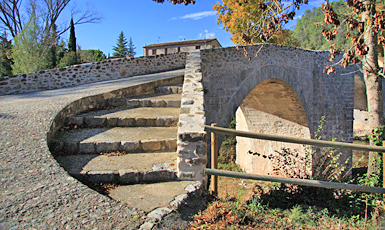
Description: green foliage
127,37,136,57
11,14,43,75
79,49,106,63
0,32,13,77
57,51,80,68
112,31,128,58
292,0,356,50
68,18,77,52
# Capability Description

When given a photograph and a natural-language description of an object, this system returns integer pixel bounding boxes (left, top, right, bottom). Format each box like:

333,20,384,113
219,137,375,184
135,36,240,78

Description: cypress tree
128,37,136,57
68,18,76,52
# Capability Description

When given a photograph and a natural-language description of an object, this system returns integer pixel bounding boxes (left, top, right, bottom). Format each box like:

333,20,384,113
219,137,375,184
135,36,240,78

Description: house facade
143,38,222,56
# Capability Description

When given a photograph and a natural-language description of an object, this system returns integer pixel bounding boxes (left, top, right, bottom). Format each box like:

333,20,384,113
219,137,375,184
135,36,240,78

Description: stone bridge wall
178,44,359,180
0,53,186,96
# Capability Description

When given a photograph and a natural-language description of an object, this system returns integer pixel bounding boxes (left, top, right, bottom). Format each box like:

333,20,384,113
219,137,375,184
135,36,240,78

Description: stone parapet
177,51,207,181
0,53,186,95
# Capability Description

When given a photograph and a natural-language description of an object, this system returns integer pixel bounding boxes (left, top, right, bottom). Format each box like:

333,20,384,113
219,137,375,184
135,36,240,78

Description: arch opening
235,78,311,177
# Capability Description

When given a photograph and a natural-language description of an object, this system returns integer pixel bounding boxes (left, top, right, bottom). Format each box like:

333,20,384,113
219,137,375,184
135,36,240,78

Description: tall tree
112,31,128,57
0,32,13,77
0,0,101,38
213,0,301,47
68,17,76,52
11,13,43,74
128,37,136,57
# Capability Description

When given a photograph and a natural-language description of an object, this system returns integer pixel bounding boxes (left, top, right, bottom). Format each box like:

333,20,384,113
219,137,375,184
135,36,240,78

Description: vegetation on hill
292,0,356,50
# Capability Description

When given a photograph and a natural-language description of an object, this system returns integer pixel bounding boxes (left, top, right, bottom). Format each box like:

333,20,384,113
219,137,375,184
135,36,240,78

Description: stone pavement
0,69,201,229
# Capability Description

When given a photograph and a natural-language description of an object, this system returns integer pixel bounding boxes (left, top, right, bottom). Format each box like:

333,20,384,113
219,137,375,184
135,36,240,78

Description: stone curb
139,180,205,229
71,168,177,184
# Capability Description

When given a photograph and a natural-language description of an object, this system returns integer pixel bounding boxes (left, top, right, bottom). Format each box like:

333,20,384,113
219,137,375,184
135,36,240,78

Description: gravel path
0,70,186,230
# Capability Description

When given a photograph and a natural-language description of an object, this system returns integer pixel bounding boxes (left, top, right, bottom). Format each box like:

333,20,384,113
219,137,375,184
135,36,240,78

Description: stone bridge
0,44,360,228
178,44,358,180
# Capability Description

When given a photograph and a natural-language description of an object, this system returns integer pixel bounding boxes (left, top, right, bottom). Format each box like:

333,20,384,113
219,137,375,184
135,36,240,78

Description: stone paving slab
108,93,182,108
0,69,189,229
54,127,178,143
74,107,181,119
50,127,178,154
109,181,192,212
56,152,177,173
69,107,180,128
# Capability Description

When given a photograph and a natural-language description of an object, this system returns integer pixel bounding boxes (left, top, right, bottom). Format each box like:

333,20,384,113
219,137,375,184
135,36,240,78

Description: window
165,48,168,55
195,45,201,49
177,47,181,53
152,49,156,55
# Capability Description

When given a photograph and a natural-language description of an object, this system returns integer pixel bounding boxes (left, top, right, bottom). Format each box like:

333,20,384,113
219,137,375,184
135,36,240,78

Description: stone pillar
177,51,207,181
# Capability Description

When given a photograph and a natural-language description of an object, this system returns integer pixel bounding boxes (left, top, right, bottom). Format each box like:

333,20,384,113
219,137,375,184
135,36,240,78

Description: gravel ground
0,70,191,230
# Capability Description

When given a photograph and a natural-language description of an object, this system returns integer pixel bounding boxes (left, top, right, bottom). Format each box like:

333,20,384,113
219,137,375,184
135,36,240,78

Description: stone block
165,139,177,151
67,116,83,126
170,194,189,209
141,140,163,152
95,141,120,153
84,117,106,127
136,118,147,126
118,169,141,184
147,207,173,221
120,141,140,153
48,140,64,153
78,142,96,154
163,116,178,127
151,100,166,107
167,100,181,107
118,118,135,127
87,170,118,183
63,142,79,153
105,117,118,127
143,170,176,182
125,99,140,108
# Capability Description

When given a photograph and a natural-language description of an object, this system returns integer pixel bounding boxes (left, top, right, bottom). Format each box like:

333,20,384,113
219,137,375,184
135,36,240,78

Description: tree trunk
362,0,382,177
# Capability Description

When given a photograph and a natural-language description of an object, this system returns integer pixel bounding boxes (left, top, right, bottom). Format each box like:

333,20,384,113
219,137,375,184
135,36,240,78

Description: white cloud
199,29,215,39
172,11,216,20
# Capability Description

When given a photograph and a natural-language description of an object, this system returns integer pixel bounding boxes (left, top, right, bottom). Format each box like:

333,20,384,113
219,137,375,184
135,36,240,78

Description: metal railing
204,124,385,195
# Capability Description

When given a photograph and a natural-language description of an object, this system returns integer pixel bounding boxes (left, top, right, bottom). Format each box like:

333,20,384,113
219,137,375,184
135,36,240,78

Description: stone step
56,152,177,184
50,127,178,154
156,85,183,94
107,93,181,108
68,107,180,128
109,181,203,213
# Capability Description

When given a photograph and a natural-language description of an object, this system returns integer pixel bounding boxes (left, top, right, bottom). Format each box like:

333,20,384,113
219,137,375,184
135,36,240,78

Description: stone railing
177,51,207,181
0,53,186,96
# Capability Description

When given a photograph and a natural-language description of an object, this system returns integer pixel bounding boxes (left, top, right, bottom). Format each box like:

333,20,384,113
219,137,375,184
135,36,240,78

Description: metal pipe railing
205,125,385,152
205,168,385,194
205,125,385,195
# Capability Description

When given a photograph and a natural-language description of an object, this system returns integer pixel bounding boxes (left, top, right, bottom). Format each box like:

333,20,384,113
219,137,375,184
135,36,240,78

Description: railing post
382,141,385,209
211,123,218,194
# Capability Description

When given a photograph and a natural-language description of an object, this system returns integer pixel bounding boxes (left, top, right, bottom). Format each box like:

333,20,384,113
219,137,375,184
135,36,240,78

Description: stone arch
235,78,311,176
223,65,313,134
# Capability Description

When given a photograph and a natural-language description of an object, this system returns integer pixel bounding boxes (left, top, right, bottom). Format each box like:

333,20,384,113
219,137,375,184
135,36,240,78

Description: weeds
192,116,385,229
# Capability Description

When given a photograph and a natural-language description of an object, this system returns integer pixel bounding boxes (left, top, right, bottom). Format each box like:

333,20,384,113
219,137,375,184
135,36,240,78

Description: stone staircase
49,84,204,224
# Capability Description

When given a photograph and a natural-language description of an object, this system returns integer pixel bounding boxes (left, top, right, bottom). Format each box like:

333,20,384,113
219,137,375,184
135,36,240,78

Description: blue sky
64,0,327,57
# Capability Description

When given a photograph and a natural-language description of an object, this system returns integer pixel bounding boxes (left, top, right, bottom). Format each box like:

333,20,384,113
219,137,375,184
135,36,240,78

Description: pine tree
128,37,136,57
68,18,76,52
112,31,128,57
